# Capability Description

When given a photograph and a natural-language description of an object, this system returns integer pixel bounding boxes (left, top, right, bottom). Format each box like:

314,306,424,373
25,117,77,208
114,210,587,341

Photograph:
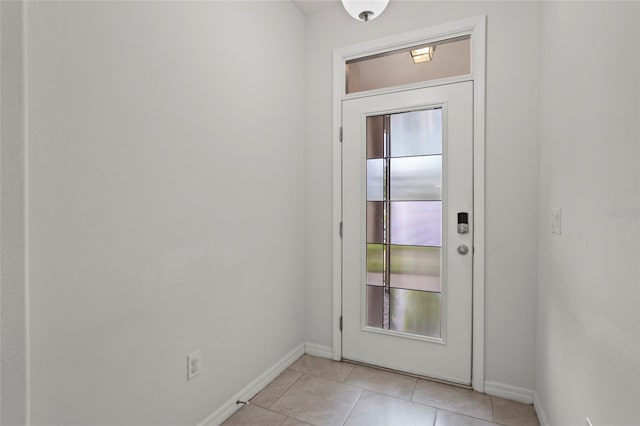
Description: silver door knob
457,244,469,255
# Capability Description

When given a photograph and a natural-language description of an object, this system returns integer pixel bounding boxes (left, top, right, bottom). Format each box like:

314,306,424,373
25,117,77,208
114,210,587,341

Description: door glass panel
367,159,384,201
389,245,440,292
367,286,384,328
390,109,442,157
390,156,442,200
367,115,385,159
367,244,384,286
390,289,441,337
365,108,443,337
390,201,442,247
367,202,384,243
346,36,470,94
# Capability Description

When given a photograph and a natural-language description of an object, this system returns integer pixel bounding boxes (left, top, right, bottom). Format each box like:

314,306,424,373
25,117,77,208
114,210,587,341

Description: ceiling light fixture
341,0,389,22
410,45,434,64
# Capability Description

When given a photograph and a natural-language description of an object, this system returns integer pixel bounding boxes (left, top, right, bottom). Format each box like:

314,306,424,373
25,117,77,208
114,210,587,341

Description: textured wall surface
1,1,27,424
25,2,306,424
536,2,640,425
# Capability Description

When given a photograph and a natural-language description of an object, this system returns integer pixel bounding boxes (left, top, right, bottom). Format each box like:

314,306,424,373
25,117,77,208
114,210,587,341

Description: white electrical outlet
187,350,202,380
551,208,562,235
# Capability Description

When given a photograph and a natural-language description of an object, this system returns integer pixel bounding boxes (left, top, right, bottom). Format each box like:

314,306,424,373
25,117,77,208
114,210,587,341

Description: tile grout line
490,395,495,423
342,363,357,384
411,402,496,424
233,354,537,426
339,388,364,426
263,370,305,410
339,363,356,383
344,372,418,400
339,388,442,426
264,373,315,425
290,371,364,393
288,357,355,384
265,362,362,426
264,356,501,425
489,396,541,426
333,359,495,424
410,376,419,402
343,358,472,391
348,388,442,425
360,388,430,406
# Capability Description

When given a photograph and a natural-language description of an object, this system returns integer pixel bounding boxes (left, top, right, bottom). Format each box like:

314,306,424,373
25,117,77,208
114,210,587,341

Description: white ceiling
292,0,340,16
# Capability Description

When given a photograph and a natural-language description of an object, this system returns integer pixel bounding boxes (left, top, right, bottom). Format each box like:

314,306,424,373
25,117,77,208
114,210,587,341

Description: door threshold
341,358,472,390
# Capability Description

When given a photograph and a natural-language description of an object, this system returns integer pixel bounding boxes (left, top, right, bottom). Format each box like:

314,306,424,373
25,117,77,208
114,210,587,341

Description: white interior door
342,81,473,384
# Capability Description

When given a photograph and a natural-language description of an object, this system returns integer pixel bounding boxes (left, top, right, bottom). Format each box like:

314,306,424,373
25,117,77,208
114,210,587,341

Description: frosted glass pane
390,109,442,157
367,286,384,328
391,201,441,246
390,289,441,338
367,159,384,201
367,244,384,286
367,202,384,244
390,246,440,292
390,156,442,201
367,115,384,159
345,36,471,94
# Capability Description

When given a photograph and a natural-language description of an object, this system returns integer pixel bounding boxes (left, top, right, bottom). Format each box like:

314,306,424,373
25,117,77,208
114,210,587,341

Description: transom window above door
345,35,471,94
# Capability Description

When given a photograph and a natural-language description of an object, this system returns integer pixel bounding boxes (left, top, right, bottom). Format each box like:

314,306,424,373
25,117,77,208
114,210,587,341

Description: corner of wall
304,342,333,359
533,391,550,426
197,344,305,426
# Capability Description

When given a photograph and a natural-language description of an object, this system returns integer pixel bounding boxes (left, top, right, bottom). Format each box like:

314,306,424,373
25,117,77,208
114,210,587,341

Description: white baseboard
484,381,534,404
197,343,305,426
304,342,333,359
533,392,550,426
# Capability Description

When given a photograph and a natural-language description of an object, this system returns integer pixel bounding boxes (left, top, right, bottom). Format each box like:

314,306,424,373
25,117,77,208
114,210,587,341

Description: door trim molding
332,15,486,392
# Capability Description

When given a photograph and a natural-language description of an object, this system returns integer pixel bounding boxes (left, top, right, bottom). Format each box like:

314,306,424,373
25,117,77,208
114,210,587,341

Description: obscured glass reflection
367,244,384,286
367,286,384,328
346,36,471,94
390,289,441,338
367,115,385,159
389,245,440,292
391,201,441,247
365,108,443,338
390,156,442,200
390,109,442,157
367,202,384,244
367,159,384,201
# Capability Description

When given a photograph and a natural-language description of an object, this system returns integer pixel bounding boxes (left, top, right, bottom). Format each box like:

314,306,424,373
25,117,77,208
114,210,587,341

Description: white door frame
332,15,486,392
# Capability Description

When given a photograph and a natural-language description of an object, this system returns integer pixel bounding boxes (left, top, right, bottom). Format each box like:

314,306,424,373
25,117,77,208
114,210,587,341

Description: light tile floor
223,355,539,426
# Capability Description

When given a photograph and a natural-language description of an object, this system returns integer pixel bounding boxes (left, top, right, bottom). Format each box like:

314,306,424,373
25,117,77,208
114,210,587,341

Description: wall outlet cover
187,349,202,380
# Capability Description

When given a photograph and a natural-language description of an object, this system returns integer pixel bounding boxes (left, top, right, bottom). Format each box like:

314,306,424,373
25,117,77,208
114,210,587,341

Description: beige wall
1,1,28,424
536,2,640,424
24,2,306,424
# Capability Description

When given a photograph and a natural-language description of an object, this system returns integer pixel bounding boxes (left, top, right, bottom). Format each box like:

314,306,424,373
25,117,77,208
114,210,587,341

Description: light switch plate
551,208,561,235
